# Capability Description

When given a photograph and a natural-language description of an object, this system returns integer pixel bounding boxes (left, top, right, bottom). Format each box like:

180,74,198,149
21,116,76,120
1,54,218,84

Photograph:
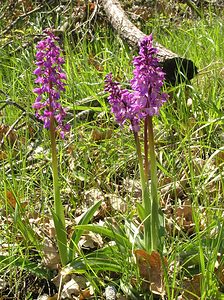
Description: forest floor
0,1,224,299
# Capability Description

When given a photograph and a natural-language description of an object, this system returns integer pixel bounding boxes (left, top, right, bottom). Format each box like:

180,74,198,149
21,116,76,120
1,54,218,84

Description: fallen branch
100,0,198,85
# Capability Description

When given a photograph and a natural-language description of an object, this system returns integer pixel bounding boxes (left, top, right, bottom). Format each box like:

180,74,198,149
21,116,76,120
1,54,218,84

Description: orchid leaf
68,256,122,274
136,202,145,222
74,224,132,249
52,210,68,265
68,200,102,261
68,246,122,274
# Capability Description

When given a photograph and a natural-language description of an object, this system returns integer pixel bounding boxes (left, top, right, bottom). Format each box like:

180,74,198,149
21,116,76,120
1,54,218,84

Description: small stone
105,285,117,300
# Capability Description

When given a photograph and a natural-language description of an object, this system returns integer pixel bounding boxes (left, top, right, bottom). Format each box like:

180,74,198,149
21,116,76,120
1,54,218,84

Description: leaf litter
0,3,224,298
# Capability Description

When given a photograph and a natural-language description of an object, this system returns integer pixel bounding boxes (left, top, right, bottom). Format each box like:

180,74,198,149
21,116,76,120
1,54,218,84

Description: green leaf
13,211,40,250
68,200,102,261
69,257,122,273
74,224,132,249
73,105,104,112
52,211,68,266
0,255,52,279
136,202,145,222
68,246,122,273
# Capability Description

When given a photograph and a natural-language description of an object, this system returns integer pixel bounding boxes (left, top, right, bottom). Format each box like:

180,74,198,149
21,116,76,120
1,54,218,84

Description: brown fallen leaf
181,274,201,299
105,193,127,213
0,150,7,160
91,128,113,141
135,249,166,296
42,237,60,270
123,178,142,199
78,231,104,249
176,200,194,234
88,55,103,72
5,191,28,209
160,179,186,202
6,191,17,208
0,124,17,146
79,288,93,299
61,275,87,298
215,151,224,166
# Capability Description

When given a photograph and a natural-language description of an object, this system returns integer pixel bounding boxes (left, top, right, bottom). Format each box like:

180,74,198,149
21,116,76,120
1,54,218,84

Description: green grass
0,6,224,300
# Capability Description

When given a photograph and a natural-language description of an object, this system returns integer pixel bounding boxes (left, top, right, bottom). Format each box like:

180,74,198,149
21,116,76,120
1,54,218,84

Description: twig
0,112,25,147
69,0,99,36
0,99,42,124
183,0,204,19
0,5,44,38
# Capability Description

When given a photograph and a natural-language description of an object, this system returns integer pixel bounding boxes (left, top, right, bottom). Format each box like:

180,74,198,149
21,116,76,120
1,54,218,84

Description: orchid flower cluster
33,30,70,265
105,34,168,252
33,30,70,138
105,34,168,131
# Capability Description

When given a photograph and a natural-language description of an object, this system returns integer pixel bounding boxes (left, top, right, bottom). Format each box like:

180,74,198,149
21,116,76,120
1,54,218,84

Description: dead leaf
61,275,87,298
84,188,104,206
0,150,7,160
91,128,113,141
79,288,93,299
105,193,127,213
6,191,17,208
176,200,194,234
135,250,166,296
160,179,186,200
53,270,92,299
123,178,142,199
193,158,206,175
88,1,96,13
182,274,201,299
78,231,104,249
0,124,17,146
5,191,28,209
88,55,103,72
215,151,224,166
42,237,60,270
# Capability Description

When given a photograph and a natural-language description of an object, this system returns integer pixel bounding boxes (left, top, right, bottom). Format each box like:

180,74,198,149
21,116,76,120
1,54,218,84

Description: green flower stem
147,116,160,251
49,116,68,266
144,117,149,180
133,131,151,252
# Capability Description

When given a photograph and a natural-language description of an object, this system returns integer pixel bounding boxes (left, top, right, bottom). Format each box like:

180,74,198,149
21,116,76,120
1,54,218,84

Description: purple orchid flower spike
130,34,168,117
33,30,70,138
105,34,168,131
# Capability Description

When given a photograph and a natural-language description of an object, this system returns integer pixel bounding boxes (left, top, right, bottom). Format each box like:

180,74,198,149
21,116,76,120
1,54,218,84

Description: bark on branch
100,0,198,85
